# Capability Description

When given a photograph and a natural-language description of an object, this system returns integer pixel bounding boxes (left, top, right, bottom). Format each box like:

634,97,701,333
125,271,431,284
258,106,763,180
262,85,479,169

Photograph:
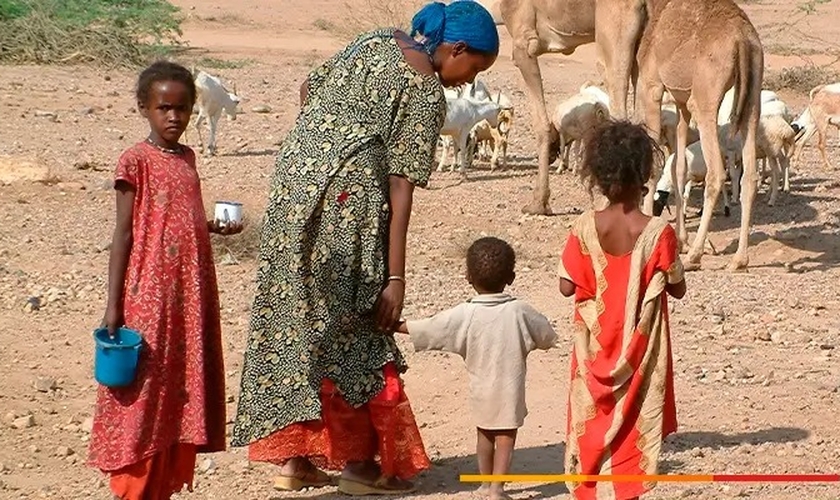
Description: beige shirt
406,293,558,430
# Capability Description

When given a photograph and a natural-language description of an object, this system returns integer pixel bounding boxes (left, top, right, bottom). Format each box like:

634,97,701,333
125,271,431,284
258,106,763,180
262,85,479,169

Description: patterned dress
559,211,685,500
88,142,227,472
230,28,445,472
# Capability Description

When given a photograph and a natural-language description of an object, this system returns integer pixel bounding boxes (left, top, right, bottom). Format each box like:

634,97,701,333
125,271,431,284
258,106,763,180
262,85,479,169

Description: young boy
395,236,557,500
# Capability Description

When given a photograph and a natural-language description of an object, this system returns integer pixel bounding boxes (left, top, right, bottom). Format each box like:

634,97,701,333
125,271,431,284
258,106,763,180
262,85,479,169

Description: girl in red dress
558,120,687,500
87,60,242,500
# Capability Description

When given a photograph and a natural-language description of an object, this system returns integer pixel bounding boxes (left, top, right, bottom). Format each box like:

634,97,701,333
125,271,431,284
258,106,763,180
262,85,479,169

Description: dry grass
210,217,263,263
764,64,840,95
322,0,424,41
0,0,182,67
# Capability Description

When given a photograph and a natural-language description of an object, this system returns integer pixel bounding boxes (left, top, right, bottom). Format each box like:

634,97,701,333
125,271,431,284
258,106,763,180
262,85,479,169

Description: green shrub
0,0,184,67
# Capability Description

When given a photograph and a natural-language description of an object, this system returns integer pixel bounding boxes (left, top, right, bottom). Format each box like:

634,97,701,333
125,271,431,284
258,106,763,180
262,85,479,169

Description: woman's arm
387,175,414,278
373,175,414,331
103,181,135,335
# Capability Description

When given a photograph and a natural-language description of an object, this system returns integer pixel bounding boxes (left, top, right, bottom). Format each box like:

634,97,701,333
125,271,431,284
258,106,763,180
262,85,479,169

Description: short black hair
135,60,196,107
466,236,515,292
580,119,664,201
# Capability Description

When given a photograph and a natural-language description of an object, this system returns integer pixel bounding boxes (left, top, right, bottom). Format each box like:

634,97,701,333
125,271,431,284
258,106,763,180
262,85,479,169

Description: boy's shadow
426,444,570,499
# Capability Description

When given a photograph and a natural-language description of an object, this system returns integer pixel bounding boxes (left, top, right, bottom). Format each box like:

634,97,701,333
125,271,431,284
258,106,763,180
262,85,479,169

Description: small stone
12,415,35,429
27,445,39,453
24,297,41,312
226,394,235,403
56,181,86,191
819,344,835,350
251,104,272,114
55,446,74,457
713,370,726,382
755,331,771,342
2,412,17,426
771,331,783,344
198,458,216,474
34,377,57,392
81,417,94,433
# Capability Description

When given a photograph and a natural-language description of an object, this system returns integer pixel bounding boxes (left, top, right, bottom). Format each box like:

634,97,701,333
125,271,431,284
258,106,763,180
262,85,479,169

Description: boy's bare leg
476,428,495,495
490,429,517,500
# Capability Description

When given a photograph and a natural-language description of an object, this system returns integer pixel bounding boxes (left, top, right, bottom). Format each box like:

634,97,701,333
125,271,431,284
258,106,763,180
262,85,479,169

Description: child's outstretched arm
400,305,469,358
103,180,135,336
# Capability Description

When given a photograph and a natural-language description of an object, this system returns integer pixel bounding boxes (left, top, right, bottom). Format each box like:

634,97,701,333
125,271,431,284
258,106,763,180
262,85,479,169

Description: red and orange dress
87,142,226,500
559,211,685,500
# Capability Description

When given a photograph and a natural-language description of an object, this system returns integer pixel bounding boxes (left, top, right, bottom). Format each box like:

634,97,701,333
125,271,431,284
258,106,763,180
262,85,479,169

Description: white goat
192,69,242,156
653,140,734,217
791,82,840,169
550,92,610,173
441,80,514,171
437,97,501,175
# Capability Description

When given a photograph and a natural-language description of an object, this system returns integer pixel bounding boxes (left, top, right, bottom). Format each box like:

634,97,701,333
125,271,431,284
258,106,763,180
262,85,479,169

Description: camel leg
685,113,726,270
595,0,646,118
729,105,760,271
636,70,664,216
672,105,692,250
513,43,552,215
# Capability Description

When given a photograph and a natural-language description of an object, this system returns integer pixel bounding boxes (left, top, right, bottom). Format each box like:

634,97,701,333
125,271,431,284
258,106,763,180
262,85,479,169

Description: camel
497,0,647,215
634,0,763,271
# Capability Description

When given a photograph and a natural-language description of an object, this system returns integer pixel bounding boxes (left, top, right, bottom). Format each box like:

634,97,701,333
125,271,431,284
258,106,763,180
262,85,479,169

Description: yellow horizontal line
459,474,714,483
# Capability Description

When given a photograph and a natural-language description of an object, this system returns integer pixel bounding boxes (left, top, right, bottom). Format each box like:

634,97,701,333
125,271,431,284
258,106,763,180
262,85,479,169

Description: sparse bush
0,0,184,67
325,0,424,41
764,64,840,95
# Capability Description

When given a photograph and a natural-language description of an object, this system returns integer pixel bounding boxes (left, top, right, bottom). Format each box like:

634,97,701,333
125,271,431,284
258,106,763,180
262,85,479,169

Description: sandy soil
1,0,839,498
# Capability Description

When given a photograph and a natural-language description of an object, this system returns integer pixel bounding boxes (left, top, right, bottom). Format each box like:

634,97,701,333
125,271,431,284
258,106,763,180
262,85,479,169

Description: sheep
437,97,502,175
791,83,840,169
549,93,610,173
192,69,242,156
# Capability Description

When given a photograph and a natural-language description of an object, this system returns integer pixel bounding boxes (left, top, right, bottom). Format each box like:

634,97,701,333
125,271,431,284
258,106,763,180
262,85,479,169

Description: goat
791,82,840,169
437,97,501,176
192,69,242,156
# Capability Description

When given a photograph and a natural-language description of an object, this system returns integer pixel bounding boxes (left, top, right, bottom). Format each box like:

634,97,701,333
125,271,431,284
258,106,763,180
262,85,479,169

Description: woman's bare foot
274,458,331,491
339,461,415,494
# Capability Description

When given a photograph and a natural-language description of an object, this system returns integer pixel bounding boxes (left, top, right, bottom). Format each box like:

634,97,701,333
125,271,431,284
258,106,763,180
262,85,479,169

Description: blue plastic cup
93,327,143,388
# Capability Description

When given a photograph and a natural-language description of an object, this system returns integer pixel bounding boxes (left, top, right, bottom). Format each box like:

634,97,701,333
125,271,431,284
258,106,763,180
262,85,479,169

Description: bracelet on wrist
387,275,406,284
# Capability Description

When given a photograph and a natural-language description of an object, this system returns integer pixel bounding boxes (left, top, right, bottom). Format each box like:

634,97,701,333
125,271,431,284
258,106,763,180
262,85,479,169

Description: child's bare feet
488,484,512,500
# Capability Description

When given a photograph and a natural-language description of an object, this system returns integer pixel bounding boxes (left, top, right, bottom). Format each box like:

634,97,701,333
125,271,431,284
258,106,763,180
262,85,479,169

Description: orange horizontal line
459,474,840,483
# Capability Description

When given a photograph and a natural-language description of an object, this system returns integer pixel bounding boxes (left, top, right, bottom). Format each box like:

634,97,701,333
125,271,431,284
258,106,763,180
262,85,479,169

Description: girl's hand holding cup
210,200,244,236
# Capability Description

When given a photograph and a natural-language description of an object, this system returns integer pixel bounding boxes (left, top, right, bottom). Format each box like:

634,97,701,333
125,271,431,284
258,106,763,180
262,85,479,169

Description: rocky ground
1,0,839,498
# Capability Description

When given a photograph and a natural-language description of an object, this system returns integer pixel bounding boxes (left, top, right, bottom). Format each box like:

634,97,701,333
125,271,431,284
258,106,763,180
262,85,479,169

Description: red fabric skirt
248,363,430,479
109,443,196,500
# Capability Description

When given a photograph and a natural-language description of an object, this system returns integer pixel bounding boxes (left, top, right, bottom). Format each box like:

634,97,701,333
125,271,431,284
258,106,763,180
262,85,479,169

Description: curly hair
135,60,197,107
466,236,516,292
579,119,665,202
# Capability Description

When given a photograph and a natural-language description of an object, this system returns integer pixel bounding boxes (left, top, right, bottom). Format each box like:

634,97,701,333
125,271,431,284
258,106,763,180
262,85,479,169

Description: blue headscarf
410,0,500,56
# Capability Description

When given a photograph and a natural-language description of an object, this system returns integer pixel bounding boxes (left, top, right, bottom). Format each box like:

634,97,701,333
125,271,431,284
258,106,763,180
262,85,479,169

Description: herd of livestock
185,0,840,273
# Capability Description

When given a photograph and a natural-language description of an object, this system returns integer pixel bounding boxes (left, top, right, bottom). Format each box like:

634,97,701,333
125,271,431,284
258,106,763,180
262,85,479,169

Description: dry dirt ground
1,0,840,499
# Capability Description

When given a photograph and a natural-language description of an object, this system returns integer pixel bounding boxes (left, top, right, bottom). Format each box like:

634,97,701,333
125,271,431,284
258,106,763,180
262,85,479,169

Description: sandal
337,475,416,496
273,468,332,491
